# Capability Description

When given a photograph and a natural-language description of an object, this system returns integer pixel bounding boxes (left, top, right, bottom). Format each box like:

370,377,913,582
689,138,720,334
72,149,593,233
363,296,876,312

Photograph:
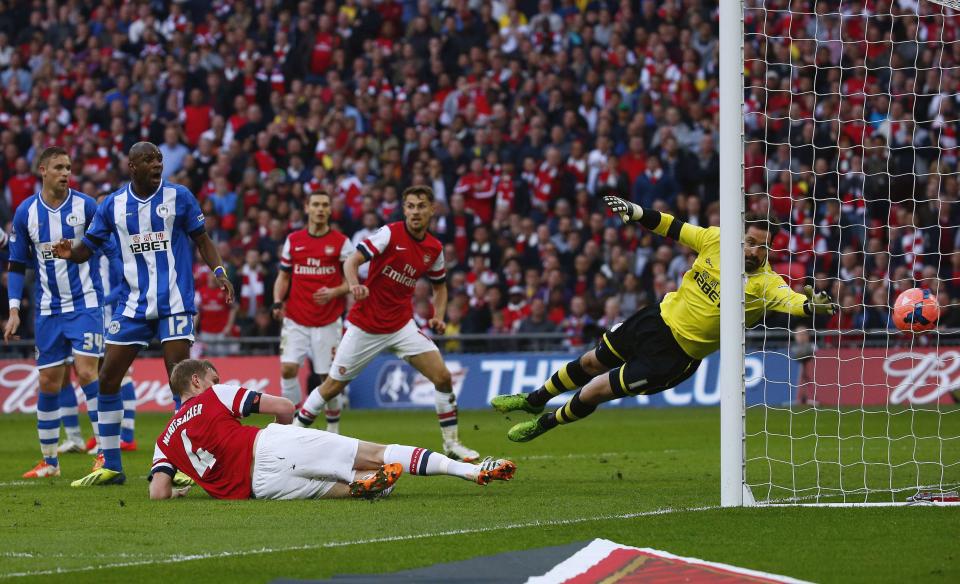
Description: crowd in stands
1,0,959,354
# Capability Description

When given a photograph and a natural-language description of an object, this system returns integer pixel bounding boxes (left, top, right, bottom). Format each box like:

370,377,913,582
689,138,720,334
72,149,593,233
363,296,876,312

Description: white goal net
743,0,960,503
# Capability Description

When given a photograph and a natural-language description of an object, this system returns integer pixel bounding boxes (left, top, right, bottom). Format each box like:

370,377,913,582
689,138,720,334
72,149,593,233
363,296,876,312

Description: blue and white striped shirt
83,181,206,319
8,190,104,316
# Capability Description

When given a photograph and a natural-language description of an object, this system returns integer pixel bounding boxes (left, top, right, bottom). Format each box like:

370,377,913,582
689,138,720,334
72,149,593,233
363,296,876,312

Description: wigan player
149,360,515,500
272,191,352,430
4,147,104,478
55,142,234,486
295,186,479,462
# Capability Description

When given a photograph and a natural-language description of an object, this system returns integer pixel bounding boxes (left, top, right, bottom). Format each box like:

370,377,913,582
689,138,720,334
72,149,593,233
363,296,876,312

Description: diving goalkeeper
492,195,836,442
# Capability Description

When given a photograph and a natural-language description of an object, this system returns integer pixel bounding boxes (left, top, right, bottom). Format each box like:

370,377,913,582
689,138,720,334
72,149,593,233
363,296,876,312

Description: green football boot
490,393,545,415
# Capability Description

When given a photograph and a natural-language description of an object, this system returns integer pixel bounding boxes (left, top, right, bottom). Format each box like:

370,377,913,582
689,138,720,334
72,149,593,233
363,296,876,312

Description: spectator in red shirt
4,158,37,214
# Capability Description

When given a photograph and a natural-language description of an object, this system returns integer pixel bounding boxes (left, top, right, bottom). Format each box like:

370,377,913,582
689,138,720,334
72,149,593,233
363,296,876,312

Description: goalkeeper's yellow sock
537,390,598,431
527,359,594,407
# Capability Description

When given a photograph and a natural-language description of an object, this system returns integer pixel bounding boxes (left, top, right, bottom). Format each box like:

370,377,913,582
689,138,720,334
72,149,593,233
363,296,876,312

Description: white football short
329,319,438,382
250,423,359,500
280,317,342,374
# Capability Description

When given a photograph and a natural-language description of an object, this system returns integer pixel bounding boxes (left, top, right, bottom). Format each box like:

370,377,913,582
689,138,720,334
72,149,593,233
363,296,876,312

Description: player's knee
431,368,453,389
580,351,607,376
280,362,299,379
74,359,99,386
37,367,63,393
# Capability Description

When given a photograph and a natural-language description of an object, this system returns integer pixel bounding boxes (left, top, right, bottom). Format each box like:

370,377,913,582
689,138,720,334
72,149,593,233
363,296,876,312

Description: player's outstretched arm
602,194,644,223
53,238,93,263
257,393,296,425
272,270,291,319
603,194,711,252
193,231,235,304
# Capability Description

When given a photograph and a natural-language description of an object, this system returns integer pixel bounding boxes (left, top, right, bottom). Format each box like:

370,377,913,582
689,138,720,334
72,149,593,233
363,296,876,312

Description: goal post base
754,502,960,508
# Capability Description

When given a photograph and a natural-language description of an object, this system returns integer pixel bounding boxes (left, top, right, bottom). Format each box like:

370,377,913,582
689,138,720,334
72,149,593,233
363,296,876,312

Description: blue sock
97,392,123,472
59,384,81,439
120,381,136,443
37,392,60,466
81,380,99,448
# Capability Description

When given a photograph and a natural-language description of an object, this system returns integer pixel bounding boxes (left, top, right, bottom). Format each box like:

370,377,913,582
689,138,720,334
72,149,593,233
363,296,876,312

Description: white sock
435,389,459,444
324,393,341,434
281,377,302,406
300,387,327,417
383,444,476,481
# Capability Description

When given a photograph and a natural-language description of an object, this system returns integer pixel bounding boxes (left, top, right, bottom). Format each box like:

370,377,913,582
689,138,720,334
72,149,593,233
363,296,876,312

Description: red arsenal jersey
195,284,231,334
150,385,261,500
279,229,353,327
350,222,446,334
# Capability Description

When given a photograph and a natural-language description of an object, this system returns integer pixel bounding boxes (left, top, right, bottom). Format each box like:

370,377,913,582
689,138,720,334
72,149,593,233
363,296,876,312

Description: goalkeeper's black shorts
594,304,701,397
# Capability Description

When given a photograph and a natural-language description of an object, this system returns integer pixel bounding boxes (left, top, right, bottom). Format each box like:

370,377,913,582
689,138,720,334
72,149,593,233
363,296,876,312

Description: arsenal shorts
328,319,438,382
279,317,342,375
251,424,359,500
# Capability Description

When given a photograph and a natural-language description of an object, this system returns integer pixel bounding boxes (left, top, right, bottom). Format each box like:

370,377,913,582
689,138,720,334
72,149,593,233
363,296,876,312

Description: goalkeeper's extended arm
803,285,836,316
603,195,645,223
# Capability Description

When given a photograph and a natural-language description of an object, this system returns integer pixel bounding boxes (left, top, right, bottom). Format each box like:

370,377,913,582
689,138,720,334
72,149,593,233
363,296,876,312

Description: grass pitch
0,407,958,583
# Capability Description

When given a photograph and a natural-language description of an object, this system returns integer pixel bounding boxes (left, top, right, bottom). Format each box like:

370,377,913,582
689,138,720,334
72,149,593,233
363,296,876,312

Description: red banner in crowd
805,347,960,406
0,357,292,414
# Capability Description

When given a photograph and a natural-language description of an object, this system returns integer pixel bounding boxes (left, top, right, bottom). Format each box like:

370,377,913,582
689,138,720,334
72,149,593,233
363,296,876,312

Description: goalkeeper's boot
507,418,550,443
23,460,60,479
350,463,402,499
443,440,480,462
491,393,544,415
57,437,87,454
475,457,517,485
173,471,196,488
70,467,126,487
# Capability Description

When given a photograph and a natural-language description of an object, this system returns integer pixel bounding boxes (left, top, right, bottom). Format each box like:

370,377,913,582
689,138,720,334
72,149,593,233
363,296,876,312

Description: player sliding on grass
149,360,516,500
492,195,836,442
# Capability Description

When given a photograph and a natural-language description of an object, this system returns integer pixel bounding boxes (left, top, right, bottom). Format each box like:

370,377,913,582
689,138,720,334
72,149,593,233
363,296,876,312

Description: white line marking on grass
0,505,720,579
0,482,34,488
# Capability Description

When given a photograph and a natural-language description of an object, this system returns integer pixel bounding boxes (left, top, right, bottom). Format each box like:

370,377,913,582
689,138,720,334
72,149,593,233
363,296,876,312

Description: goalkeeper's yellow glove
602,194,644,223
803,285,836,316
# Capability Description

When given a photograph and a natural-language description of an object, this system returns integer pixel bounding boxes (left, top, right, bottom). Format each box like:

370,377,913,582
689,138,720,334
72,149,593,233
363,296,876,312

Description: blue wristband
214,265,226,278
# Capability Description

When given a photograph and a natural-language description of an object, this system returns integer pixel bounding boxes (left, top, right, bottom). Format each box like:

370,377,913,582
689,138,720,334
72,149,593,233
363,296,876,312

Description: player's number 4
168,315,190,336
181,429,217,477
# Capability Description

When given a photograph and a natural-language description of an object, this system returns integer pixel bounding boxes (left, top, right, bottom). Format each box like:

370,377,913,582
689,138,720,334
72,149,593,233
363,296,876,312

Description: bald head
129,141,160,162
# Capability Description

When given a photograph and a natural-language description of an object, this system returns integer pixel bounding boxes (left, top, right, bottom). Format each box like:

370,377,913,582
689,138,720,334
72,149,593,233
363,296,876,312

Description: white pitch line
0,505,719,579
0,482,35,488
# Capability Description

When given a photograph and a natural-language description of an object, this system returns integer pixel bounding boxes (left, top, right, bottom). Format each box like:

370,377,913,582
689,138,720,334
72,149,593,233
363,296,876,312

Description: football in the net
893,287,940,332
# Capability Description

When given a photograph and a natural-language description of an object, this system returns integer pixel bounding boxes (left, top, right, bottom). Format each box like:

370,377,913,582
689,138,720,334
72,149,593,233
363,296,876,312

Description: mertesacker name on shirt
162,403,204,445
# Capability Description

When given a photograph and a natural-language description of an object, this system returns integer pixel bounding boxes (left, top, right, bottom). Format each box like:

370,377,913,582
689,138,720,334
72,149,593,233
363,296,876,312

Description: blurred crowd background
1,0,958,354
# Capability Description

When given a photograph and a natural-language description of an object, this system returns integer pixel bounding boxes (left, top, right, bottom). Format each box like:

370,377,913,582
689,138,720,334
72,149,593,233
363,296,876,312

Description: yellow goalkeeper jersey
651,212,808,360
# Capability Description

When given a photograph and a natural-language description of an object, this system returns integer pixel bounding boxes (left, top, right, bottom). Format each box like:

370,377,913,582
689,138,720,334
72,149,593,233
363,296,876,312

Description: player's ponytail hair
169,359,218,396
401,185,435,203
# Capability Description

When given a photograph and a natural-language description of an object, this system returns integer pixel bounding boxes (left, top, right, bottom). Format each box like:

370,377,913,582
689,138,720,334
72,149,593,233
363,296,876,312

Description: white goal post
720,0,960,506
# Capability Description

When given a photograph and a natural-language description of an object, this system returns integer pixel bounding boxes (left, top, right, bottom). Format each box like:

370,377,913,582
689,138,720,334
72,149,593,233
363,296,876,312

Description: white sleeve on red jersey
212,384,258,418
357,225,391,260
279,235,293,272
339,236,354,263
426,250,446,283
150,443,177,479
